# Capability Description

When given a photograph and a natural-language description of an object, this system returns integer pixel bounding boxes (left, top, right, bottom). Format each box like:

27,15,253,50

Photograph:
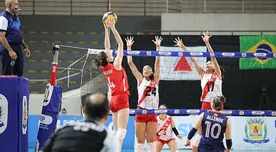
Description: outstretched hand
174,37,184,48
152,36,163,48
201,31,212,43
106,18,115,29
125,36,135,48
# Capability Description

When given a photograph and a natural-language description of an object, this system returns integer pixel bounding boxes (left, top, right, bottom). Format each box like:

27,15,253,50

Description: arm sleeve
0,16,8,31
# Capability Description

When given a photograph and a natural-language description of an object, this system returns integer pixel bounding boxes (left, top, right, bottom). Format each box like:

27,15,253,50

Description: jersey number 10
205,120,222,139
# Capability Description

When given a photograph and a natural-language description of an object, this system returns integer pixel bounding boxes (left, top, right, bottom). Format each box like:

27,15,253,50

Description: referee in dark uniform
40,93,117,152
0,0,31,76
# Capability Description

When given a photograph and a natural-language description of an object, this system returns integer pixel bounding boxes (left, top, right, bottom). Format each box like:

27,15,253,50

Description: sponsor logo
127,51,140,55
43,84,53,106
190,52,203,57
222,110,233,115
251,111,265,116
239,110,244,116
186,109,200,115
253,53,267,57
222,53,235,57
0,94,8,134
178,52,183,57
242,53,247,57
244,118,269,144
146,51,151,56
22,96,28,135
154,109,167,114
271,111,276,116
158,52,171,56
142,110,147,114
210,52,215,57
174,109,180,114
39,114,53,125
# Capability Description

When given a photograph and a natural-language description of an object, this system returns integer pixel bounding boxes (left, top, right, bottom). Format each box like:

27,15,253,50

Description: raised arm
106,18,123,70
103,22,113,62
152,36,163,83
126,36,143,82
202,32,222,79
225,119,232,152
174,37,204,79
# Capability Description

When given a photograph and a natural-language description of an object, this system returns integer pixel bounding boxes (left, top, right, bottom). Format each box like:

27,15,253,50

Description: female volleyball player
185,95,232,152
155,104,182,152
126,36,162,152
175,31,224,152
93,18,129,152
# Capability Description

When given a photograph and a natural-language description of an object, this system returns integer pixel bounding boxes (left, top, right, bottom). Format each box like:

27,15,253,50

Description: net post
49,44,60,86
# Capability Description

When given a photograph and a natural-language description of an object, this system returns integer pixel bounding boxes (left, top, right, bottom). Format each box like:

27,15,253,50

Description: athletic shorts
156,137,175,145
198,147,225,152
201,101,211,110
135,107,157,123
110,93,129,112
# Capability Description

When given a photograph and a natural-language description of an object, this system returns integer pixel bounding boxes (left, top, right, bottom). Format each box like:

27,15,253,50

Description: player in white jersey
174,31,224,152
155,104,182,152
126,36,162,152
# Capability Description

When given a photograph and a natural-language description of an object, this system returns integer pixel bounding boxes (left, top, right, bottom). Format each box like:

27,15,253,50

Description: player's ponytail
93,51,108,67
213,95,226,111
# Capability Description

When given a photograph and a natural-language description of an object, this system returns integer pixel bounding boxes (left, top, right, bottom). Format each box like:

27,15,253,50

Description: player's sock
147,142,155,152
116,128,126,152
112,130,117,137
135,143,144,152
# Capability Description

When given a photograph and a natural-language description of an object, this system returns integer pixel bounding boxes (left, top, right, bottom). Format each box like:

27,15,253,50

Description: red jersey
102,63,129,96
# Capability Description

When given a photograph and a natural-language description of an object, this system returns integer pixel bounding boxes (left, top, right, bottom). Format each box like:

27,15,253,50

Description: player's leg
154,138,165,152
112,112,118,136
192,127,202,152
167,139,178,152
135,117,146,152
146,115,158,152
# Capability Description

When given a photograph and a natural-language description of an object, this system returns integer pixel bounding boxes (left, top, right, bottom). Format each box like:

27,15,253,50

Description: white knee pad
112,130,117,137
116,128,127,140
192,134,201,147
147,142,155,152
135,143,144,152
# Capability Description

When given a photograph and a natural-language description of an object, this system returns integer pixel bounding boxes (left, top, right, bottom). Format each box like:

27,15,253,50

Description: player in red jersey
93,18,129,152
126,36,162,152
174,31,224,152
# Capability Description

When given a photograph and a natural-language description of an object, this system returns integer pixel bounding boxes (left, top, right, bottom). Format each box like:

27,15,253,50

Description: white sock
112,130,117,137
147,142,155,152
135,143,144,152
116,128,126,152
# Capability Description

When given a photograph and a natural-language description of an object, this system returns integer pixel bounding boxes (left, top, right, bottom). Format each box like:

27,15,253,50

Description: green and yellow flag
239,35,276,70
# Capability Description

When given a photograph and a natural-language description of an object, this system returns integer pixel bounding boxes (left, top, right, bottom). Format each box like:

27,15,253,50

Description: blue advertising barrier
0,76,29,152
35,85,62,151
28,115,135,150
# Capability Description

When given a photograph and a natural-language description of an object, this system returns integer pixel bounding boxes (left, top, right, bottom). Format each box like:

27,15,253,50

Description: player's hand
174,37,185,49
106,18,115,29
201,31,212,43
25,48,31,57
9,50,17,60
103,22,108,29
177,135,183,140
125,36,134,48
158,130,165,136
184,139,190,147
225,149,230,152
152,36,163,48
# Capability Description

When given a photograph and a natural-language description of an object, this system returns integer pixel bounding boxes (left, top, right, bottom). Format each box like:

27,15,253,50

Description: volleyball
102,12,118,24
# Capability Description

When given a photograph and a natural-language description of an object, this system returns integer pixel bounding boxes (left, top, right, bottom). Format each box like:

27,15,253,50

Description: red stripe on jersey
157,117,172,134
138,79,156,106
201,73,217,101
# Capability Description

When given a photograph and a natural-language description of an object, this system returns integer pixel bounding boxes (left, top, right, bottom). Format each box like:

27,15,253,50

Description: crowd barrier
28,114,276,150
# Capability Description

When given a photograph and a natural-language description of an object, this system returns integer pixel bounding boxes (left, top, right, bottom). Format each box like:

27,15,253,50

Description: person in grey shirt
41,93,117,152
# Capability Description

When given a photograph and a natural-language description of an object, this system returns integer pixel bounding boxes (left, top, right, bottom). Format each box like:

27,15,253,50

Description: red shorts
156,137,175,145
110,93,129,112
201,101,211,110
135,107,157,123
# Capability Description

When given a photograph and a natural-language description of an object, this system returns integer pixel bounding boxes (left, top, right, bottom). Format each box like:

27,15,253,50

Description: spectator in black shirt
40,93,116,152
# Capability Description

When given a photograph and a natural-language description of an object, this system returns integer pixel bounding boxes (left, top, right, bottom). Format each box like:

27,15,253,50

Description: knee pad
147,142,155,152
112,130,117,137
135,143,144,152
116,128,127,140
192,134,201,147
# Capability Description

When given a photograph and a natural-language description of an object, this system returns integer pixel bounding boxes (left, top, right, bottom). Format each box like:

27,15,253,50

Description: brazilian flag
239,36,276,70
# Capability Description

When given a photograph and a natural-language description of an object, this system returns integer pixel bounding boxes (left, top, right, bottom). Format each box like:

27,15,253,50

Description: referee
40,93,117,152
0,0,31,76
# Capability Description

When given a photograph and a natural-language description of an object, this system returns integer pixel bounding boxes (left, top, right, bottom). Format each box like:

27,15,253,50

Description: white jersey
201,73,222,102
157,116,174,141
137,77,159,109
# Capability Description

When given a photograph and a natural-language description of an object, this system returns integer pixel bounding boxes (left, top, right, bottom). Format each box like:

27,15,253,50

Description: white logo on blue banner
0,94,8,134
22,96,28,135
40,114,53,125
43,84,53,106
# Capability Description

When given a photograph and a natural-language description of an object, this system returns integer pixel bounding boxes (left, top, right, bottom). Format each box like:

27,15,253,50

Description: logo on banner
22,96,28,134
244,118,270,144
0,94,8,134
43,84,53,106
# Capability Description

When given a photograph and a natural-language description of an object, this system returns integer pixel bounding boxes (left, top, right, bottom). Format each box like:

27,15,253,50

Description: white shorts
192,134,201,147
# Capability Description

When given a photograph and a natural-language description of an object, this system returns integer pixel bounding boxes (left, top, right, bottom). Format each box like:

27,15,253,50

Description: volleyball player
174,31,224,151
93,18,129,152
155,104,182,152
126,36,162,152
185,95,232,152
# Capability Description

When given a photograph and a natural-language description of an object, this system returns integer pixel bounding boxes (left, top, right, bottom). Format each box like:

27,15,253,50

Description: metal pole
242,0,244,13
203,0,206,13
166,0,168,13
49,45,60,86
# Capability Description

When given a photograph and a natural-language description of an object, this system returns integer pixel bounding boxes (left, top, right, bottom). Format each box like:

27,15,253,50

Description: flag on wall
239,36,276,70
160,46,207,80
